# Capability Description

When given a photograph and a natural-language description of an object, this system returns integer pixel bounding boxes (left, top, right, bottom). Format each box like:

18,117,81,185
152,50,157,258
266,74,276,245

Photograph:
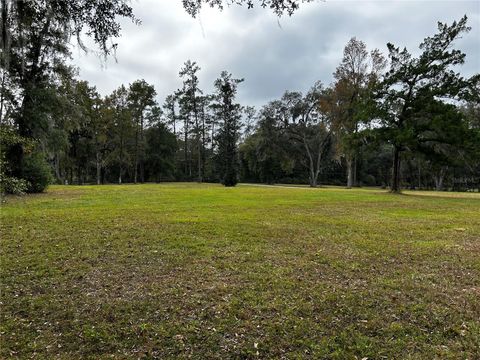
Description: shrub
22,152,52,193
0,126,31,196
0,175,29,196
222,167,238,187
363,174,377,187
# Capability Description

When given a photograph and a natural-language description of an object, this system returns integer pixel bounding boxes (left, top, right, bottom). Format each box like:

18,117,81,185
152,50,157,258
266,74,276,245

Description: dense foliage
22,152,52,193
212,72,244,186
1,3,478,193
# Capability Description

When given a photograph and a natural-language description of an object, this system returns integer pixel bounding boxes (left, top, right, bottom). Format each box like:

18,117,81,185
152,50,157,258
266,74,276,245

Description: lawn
1,183,479,359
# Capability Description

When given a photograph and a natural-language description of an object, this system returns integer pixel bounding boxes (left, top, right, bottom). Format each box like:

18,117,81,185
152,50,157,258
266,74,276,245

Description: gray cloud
71,0,480,108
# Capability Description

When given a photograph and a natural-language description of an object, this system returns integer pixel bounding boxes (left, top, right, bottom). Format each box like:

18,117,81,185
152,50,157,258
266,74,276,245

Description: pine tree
178,60,203,182
212,71,244,187
376,16,478,192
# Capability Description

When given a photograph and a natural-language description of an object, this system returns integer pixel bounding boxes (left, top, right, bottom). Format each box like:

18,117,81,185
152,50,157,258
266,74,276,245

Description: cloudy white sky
71,0,480,108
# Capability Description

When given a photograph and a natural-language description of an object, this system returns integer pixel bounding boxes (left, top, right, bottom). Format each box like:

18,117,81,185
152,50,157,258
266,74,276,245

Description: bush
22,152,52,193
363,174,377,187
0,175,29,196
222,167,238,187
0,125,32,196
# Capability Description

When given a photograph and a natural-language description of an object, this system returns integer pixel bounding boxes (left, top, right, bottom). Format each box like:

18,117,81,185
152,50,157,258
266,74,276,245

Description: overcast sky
70,0,480,108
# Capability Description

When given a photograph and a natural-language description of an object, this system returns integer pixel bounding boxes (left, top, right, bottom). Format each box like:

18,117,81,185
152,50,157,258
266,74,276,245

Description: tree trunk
133,159,138,183
307,151,316,187
391,146,401,193
140,115,145,183
96,151,101,185
194,110,202,182
201,104,206,180
119,132,124,184
346,156,353,188
434,167,447,191
54,153,62,183
188,149,192,178
353,156,358,187
0,69,5,125
302,134,316,188
197,138,202,182
0,0,8,125
211,120,216,150
417,162,421,189
310,173,317,187
134,127,138,184
184,116,189,179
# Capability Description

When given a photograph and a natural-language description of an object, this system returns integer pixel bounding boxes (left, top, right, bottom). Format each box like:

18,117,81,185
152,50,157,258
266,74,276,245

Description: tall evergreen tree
242,105,257,141
163,94,178,136
178,60,203,182
212,71,244,187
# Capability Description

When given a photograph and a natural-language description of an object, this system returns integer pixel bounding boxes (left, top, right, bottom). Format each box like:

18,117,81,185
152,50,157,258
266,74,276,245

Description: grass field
1,183,479,359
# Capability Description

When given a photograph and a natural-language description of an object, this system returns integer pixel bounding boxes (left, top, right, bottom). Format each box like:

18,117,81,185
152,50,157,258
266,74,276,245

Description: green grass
1,183,479,359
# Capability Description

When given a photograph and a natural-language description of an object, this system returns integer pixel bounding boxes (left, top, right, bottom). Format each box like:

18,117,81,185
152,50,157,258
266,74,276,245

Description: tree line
1,0,478,194
241,24,479,191
1,61,247,188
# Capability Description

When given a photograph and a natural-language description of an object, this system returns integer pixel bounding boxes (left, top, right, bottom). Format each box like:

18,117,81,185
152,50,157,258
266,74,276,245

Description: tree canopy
1,4,478,194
